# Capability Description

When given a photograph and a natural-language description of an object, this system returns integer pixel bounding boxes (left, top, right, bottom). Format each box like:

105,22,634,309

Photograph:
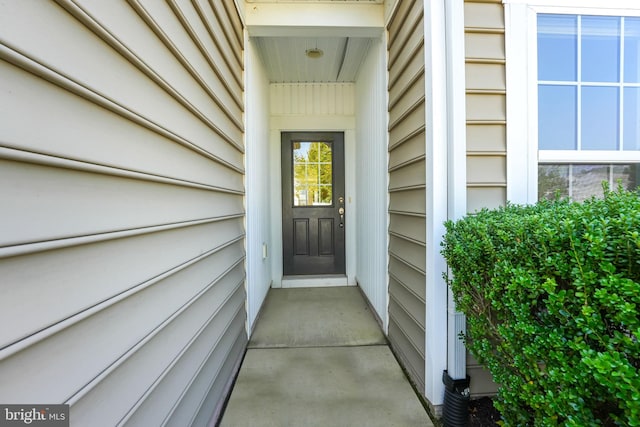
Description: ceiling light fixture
305,48,324,59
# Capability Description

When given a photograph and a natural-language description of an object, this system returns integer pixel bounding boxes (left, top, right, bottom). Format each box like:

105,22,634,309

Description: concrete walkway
219,287,434,427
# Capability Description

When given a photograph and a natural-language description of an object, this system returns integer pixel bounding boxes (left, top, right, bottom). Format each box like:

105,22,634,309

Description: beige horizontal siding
0,1,245,426
464,0,504,396
387,0,426,395
389,188,426,215
467,155,506,185
467,124,506,152
465,63,505,91
388,213,427,244
388,130,426,168
466,94,506,122
388,256,426,301
467,353,499,397
465,1,507,213
465,32,505,61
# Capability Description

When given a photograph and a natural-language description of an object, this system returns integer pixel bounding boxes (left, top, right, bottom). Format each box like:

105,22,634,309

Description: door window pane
538,14,578,81
539,85,577,150
624,18,640,83
293,142,333,206
581,86,619,150
581,16,621,83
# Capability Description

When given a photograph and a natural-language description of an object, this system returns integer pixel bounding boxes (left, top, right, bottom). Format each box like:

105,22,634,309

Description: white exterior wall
355,37,390,329
245,37,272,332
0,1,246,426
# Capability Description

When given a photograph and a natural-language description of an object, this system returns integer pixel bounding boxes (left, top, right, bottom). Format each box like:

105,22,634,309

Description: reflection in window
539,163,640,202
581,86,619,150
581,16,620,83
624,18,640,83
538,85,577,150
537,14,640,152
293,142,333,206
538,14,577,81
625,88,640,151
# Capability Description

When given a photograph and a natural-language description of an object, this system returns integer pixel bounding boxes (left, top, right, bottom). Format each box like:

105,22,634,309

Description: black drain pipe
442,370,470,427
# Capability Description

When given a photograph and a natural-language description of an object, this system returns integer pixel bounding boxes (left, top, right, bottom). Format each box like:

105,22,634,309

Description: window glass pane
624,18,640,83
539,164,640,202
572,165,609,201
539,164,570,200
624,87,640,150
612,164,640,191
293,142,333,206
582,86,619,150
538,14,577,81
538,85,577,150
581,16,621,83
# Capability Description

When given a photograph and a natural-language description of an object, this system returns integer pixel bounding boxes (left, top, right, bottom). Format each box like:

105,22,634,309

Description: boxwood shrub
442,187,640,426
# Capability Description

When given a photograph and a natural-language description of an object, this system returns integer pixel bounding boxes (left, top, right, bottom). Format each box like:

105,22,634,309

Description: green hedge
441,187,640,426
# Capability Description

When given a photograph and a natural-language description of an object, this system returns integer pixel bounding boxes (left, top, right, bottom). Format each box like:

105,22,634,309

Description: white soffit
245,1,382,83
252,36,371,82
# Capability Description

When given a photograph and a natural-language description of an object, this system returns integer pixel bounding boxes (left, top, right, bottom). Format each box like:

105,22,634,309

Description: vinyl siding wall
0,1,246,425
386,0,427,394
245,36,272,333
465,0,507,212
270,83,355,117
464,0,504,397
355,37,389,329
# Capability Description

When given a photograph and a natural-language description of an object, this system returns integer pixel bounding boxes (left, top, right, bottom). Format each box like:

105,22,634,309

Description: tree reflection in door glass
293,142,333,206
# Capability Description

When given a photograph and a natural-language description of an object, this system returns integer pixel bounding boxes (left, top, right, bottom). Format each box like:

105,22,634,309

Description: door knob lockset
338,207,345,215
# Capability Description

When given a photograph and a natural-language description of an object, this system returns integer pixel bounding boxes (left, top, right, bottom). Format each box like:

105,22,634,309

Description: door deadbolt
338,196,344,204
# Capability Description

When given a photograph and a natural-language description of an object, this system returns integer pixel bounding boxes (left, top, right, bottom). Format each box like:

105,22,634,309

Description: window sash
540,150,640,163
537,14,640,152
505,2,640,204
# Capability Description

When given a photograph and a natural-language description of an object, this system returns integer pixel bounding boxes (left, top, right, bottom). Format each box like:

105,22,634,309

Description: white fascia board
245,3,384,37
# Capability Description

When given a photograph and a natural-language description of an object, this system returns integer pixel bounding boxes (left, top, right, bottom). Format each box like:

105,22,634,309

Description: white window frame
504,0,640,204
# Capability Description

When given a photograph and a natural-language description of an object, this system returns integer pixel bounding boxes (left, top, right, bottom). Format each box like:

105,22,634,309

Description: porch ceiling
244,0,383,83
252,36,372,83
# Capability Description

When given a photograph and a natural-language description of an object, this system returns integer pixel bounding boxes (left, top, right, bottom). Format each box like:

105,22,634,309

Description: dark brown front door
282,132,345,275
